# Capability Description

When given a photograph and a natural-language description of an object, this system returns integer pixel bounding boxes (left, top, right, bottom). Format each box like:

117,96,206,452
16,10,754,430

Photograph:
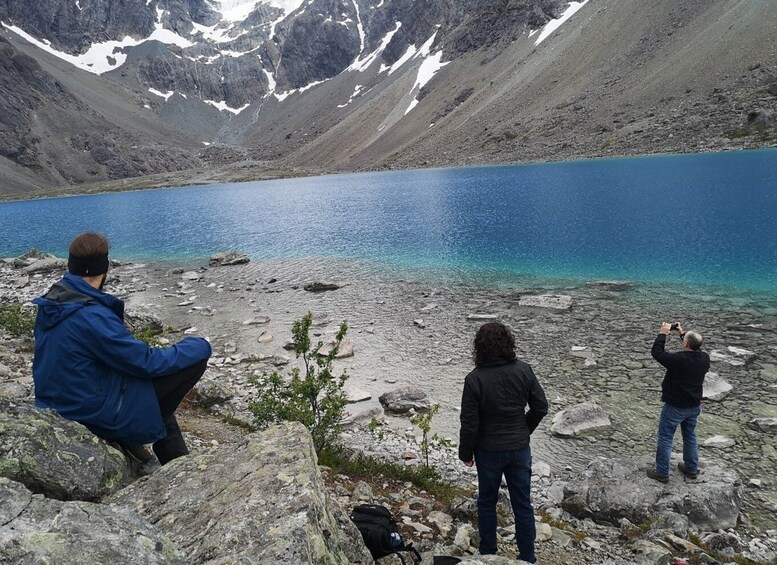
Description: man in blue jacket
33,232,212,465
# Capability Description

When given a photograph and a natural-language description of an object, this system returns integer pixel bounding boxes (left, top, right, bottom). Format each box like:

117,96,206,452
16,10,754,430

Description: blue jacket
32,273,211,444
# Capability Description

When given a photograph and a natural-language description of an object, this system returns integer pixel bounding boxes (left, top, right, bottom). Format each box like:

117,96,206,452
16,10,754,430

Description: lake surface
1,149,776,292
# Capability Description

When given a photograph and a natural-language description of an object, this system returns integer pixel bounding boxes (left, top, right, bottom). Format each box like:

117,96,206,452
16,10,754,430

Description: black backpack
350,504,422,563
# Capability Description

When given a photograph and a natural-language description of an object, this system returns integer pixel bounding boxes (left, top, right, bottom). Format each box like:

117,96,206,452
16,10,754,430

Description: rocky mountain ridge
0,0,775,196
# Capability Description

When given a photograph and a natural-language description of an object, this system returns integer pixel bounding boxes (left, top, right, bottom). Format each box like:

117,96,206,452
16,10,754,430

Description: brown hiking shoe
678,462,699,479
645,468,669,483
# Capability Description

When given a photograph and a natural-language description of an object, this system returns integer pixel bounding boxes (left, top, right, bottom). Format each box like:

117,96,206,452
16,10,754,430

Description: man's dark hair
68,232,110,278
69,232,109,258
473,322,517,367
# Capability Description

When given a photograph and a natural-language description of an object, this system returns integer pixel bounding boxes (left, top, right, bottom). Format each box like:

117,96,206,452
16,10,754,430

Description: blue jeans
475,446,536,563
655,403,701,477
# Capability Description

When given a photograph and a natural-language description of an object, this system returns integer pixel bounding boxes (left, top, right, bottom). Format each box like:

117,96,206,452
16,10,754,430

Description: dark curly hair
473,322,517,367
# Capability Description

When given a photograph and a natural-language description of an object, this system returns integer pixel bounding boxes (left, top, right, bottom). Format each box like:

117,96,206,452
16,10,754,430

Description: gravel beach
3,253,777,535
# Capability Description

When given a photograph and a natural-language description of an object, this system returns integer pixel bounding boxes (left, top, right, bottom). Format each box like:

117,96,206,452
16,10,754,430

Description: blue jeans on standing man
475,446,536,563
655,403,701,477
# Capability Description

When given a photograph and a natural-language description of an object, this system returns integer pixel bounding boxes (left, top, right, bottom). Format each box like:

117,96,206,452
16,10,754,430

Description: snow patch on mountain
404,32,448,115
149,88,174,100
348,21,401,72
3,20,192,75
534,0,590,46
205,99,251,114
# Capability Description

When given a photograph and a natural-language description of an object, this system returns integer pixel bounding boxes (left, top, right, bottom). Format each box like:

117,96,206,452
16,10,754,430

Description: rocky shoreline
2,251,777,563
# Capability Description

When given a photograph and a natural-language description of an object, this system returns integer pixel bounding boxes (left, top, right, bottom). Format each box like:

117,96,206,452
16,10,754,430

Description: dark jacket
32,273,212,444
651,334,710,408
458,358,548,462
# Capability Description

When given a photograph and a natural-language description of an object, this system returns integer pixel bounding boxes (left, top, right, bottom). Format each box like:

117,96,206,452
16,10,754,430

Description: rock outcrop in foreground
109,422,371,564
0,398,133,501
0,399,371,564
561,455,741,531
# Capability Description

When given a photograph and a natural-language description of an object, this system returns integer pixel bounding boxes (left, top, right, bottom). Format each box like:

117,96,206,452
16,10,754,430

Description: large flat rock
561,455,741,531
109,422,372,564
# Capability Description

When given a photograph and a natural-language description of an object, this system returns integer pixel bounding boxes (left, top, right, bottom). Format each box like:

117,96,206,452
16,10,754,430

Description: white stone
183,327,199,335
343,386,371,403
550,402,611,437
257,331,273,343
702,435,735,448
181,271,201,281
467,314,498,320
536,522,553,542
532,460,551,478
703,372,733,401
519,294,572,310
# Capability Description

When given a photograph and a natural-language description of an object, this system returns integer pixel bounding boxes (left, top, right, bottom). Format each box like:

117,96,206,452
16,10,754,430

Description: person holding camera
646,322,710,483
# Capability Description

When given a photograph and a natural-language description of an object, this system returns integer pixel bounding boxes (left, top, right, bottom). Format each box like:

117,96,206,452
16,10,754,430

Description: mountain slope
0,0,775,196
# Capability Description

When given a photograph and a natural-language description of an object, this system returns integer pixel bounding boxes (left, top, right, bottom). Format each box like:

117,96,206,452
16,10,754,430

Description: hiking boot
645,468,669,483
678,462,699,479
122,443,154,464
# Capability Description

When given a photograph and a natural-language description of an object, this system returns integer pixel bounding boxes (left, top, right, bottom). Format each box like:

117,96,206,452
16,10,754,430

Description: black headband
68,253,109,277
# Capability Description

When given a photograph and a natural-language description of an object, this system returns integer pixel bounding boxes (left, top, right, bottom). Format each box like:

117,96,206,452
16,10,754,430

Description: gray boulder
746,417,777,433
550,402,611,437
124,308,164,335
0,478,182,564
22,257,67,274
109,422,372,564
319,338,355,358
561,455,741,530
379,385,433,414
192,377,235,408
304,281,343,292
209,251,250,266
0,399,133,501
702,371,732,401
747,108,775,127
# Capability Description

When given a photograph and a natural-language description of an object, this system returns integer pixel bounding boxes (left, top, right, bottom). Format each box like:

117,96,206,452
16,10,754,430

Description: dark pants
475,446,536,563
151,359,207,465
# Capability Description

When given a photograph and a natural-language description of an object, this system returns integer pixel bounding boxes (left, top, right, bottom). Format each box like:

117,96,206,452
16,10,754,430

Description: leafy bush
249,312,349,453
0,302,35,337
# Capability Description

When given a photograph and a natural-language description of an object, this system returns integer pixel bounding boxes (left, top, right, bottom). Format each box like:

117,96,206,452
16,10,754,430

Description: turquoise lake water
1,149,776,292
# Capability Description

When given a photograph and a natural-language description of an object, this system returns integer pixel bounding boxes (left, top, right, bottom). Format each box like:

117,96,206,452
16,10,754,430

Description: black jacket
458,358,548,462
651,334,710,408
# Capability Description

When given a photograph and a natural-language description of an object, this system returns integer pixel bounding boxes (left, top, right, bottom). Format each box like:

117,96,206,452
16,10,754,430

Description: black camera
670,323,679,330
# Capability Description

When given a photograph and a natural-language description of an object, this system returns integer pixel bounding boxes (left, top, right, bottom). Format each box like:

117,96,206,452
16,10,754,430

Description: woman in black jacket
459,322,548,562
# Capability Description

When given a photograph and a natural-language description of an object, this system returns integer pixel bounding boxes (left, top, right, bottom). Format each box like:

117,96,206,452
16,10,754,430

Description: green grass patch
133,326,164,346
318,445,463,504
0,302,35,337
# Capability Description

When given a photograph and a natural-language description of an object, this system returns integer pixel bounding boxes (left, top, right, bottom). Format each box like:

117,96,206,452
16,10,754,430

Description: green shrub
410,404,452,468
249,312,349,453
0,302,35,337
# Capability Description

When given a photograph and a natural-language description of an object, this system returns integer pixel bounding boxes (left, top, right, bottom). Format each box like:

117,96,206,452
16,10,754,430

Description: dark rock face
0,399,134,501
